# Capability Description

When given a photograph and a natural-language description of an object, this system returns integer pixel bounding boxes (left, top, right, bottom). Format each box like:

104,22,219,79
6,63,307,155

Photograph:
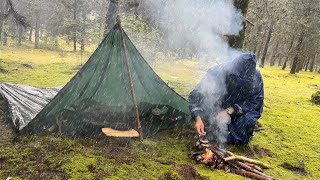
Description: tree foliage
0,0,319,73
244,0,319,73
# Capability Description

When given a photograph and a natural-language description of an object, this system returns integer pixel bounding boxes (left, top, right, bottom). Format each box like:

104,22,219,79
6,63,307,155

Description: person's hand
195,116,206,136
217,109,231,121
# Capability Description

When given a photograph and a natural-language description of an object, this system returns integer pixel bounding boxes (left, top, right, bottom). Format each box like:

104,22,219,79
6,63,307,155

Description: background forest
0,0,319,72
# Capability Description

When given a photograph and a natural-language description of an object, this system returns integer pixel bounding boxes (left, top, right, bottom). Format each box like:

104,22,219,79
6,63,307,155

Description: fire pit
190,136,275,180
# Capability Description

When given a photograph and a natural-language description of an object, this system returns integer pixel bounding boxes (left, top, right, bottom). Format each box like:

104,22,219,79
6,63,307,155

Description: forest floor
0,44,320,180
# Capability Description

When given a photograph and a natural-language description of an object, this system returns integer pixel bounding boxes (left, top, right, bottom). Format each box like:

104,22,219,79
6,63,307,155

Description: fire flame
202,149,214,162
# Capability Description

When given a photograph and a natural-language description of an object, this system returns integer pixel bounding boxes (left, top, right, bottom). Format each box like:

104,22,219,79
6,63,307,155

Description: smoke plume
142,0,244,62
142,0,246,146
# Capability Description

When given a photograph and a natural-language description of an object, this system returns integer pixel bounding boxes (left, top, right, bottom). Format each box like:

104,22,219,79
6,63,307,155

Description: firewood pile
190,136,275,180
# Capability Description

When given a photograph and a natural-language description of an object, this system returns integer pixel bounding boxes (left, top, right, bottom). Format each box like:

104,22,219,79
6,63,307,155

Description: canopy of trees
0,0,319,73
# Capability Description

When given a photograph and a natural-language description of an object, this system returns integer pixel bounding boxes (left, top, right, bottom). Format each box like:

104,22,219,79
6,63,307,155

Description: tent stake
116,16,143,141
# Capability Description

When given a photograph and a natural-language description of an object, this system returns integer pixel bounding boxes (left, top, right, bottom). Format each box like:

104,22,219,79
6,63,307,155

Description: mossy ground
0,44,319,179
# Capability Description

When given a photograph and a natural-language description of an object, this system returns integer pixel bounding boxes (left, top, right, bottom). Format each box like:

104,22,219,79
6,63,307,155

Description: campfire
190,136,275,180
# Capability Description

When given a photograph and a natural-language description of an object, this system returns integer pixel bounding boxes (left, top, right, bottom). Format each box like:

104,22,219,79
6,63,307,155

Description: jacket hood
225,52,257,99
230,52,257,80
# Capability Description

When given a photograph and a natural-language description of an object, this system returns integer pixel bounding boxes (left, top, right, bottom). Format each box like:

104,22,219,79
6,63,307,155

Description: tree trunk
291,57,299,74
44,35,48,45
72,0,78,52
133,0,140,17
228,0,250,48
297,43,307,72
0,20,3,41
1,0,8,43
256,31,267,63
282,38,295,70
296,59,303,73
3,31,7,45
278,57,283,66
270,40,279,66
80,7,87,52
29,27,33,41
0,0,4,41
104,0,119,36
18,25,23,46
304,57,310,71
253,25,262,54
35,11,40,49
53,36,59,50
81,38,84,52
126,0,140,17
282,58,288,70
252,44,257,54
80,38,84,65
309,55,315,72
290,31,304,74
259,24,273,68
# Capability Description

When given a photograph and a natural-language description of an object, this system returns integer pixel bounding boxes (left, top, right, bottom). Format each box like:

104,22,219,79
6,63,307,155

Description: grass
0,44,320,179
0,39,94,87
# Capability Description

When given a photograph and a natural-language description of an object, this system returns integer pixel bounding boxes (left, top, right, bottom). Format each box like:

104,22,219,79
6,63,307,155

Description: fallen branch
224,151,272,169
233,169,270,180
235,161,274,179
242,15,255,26
245,162,264,172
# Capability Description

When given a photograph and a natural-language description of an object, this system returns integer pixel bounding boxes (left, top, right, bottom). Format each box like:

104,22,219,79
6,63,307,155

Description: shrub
311,91,320,105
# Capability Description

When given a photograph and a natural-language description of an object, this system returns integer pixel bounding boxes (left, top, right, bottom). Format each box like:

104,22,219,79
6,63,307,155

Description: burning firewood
190,136,275,180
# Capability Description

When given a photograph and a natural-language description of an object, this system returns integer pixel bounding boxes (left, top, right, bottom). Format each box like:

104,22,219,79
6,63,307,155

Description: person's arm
189,67,221,118
189,88,206,135
232,71,264,116
188,88,204,119
216,106,235,121
188,68,221,135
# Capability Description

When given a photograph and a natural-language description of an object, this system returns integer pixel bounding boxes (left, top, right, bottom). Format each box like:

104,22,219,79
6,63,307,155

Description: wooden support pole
116,16,143,141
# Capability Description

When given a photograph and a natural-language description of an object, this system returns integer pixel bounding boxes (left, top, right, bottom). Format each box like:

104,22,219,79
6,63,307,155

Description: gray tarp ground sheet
0,82,62,130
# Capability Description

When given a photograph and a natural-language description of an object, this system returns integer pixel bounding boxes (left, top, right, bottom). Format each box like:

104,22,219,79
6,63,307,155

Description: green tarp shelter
21,19,190,138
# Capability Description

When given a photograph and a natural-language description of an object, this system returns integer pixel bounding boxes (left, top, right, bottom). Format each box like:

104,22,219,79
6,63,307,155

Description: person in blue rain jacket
189,52,264,145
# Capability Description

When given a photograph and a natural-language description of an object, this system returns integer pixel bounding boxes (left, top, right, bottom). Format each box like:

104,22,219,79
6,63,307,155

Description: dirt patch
104,147,133,164
62,70,76,75
152,127,195,141
175,164,207,180
243,148,255,158
280,162,308,176
253,145,273,157
241,145,273,158
90,136,134,164
0,66,8,73
21,64,33,69
308,84,320,90
0,156,7,169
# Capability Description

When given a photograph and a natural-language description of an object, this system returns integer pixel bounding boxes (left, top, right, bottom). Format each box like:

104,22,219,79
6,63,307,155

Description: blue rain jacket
189,52,264,145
